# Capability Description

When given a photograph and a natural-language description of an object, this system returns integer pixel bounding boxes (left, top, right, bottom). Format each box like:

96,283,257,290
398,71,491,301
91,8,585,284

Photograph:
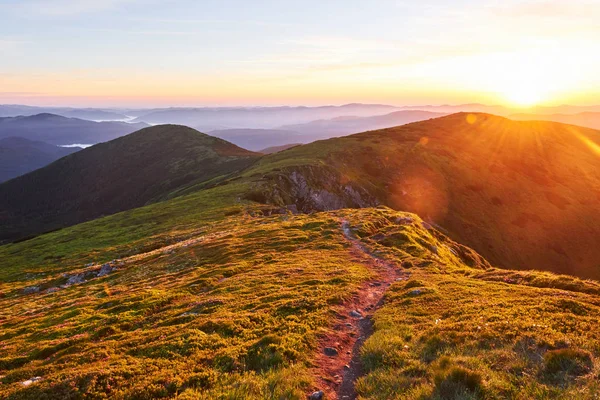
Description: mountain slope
0,114,148,145
0,137,80,183
245,113,600,279
0,125,260,243
1,197,600,398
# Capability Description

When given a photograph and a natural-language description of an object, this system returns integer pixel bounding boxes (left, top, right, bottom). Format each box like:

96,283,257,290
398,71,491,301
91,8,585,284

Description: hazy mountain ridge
0,137,81,183
131,104,401,127
258,143,302,154
511,111,600,130
207,128,304,151
0,114,148,145
0,105,129,121
279,110,446,137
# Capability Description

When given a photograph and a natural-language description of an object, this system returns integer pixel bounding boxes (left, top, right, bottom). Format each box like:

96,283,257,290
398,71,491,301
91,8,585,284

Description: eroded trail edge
311,220,409,400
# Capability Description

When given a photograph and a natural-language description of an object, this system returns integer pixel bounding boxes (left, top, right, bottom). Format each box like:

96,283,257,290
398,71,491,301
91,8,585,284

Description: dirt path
311,220,409,399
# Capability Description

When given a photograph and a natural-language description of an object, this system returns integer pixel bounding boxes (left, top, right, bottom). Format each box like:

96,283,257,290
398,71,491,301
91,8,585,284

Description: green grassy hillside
0,125,260,243
1,201,600,399
244,113,600,279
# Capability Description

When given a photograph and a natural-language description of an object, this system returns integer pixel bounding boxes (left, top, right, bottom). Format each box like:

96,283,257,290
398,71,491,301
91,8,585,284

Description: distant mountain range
131,104,401,128
258,143,302,154
208,111,446,150
396,103,600,116
510,112,600,130
207,129,304,151
0,114,148,145
279,110,446,138
0,137,81,183
0,105,130,121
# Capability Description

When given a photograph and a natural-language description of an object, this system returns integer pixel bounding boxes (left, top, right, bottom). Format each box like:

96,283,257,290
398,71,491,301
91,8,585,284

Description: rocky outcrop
246,165,378,213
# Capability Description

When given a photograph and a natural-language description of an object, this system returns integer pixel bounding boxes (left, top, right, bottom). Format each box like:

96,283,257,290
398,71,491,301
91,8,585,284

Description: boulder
324,347,339,357
97,263,113,277
23,286,40,295
309,390,324,400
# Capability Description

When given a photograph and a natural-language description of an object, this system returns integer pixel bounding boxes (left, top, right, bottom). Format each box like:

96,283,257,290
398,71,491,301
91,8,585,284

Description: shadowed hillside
0,125,259,243
0,137,80,183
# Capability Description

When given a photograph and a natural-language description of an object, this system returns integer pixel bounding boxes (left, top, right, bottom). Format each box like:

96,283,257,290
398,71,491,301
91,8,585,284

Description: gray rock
324,347,338,357
395,216,414,225
309,391,324,400
349,310,362,318
66,274,85,286
23,286,40,295
408,289,422,296
97,263,113,277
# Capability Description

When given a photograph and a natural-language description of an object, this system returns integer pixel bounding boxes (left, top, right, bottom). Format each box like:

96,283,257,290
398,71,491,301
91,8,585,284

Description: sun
499,78,548,108
504,86,543,107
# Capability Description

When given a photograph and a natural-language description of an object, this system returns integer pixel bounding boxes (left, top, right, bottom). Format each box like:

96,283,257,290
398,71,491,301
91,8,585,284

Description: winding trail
311,220,409,399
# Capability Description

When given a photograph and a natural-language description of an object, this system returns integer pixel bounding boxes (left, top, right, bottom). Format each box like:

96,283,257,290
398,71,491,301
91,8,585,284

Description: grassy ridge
345,216,600,399
2,207,599,398
241,113,600,279
1,209,374,399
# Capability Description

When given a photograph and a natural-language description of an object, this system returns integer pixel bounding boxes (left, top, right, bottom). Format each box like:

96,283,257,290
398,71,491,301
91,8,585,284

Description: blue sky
1,0,599,107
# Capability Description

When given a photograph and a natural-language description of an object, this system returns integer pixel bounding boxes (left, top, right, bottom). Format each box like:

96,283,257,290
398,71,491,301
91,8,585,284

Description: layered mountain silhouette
511,112,600,130
0,105,129,120
207,128,303,151
0,114,148,145
132,104,400,127
0,137,81,183
0,125,259,242
258,143,301,154
279,110,446,138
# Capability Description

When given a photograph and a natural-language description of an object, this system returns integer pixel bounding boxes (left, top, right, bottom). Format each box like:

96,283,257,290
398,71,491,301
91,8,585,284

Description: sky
0,0,599,107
